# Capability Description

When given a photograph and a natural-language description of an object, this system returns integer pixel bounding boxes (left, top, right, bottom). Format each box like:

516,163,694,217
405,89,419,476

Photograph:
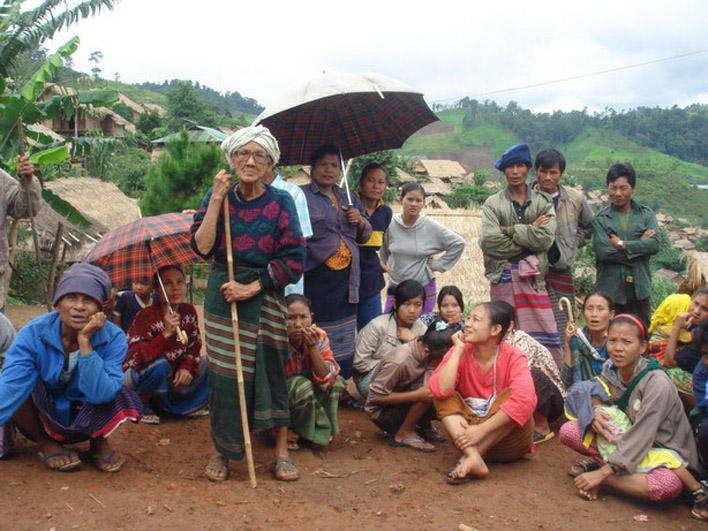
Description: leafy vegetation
139,79,262,116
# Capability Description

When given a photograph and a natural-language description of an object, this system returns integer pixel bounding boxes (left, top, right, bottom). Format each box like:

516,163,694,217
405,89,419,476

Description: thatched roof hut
117,93,146,122
44,178,142,233
678,251,708,294
30,198,103,261
421,177,453,196
395,167,417,184
285,167,311,186
413,159,466,180
142,103,167,118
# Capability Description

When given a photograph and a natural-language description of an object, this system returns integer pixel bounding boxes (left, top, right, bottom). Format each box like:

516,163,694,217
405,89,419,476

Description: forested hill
138,79,263,116
402,101,708,226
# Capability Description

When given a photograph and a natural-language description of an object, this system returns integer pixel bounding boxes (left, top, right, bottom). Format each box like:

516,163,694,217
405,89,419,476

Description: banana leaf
29,145,68,165
19,36,80,101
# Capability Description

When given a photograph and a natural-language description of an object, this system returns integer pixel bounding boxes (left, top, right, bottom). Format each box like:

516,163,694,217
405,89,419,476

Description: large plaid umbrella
253,71,438,166
84,212,201,289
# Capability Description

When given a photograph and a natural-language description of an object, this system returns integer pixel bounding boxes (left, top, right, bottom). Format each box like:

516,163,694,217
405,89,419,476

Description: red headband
612,314,646,339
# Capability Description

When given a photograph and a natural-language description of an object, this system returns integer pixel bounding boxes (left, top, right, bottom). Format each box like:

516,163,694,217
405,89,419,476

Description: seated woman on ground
420,285,465,333
500,301,565,445
651,289,708,404
112,278,154,332
429,301,537,484
561,291,615,389
285,294,346,450
560,314,704,515
365,319,454,452
123,265,207,424
0,263,142,472
352,279,427,400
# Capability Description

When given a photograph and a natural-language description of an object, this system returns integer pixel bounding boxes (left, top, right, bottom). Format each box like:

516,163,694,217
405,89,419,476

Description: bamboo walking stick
222,199,257,488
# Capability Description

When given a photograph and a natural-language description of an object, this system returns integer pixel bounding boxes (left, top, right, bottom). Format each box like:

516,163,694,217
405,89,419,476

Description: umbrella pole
222,199,258,489
338,149,352,205
155,271,188,345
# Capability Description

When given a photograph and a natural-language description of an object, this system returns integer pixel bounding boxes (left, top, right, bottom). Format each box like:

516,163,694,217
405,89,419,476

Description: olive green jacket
479,185,556,284
592,200,659,304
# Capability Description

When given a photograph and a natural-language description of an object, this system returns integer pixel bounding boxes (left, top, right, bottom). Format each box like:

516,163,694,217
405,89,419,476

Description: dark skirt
32,379,142,444
304,264,357,379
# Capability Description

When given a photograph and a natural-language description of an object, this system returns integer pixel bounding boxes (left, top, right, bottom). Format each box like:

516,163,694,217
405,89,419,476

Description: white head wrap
220,125,280,165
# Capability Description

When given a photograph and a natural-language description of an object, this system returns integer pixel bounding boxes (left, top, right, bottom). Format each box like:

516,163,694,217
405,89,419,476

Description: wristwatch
616,240,625,250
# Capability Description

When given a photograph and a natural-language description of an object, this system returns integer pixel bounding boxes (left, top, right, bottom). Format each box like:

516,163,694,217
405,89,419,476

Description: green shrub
9,253,55,304
651,277,677,308
443,185,494,209
651,227,684,273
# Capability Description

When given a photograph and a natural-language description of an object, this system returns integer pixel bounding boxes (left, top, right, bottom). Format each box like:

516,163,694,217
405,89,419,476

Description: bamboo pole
16,118,50,310
46,222,64,305
222,199,257,488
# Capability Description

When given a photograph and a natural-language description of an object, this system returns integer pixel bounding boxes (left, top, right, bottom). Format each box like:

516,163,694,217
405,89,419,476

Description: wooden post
4,219,19,301
16,118,49,310
222,199,257,488
46,222,64,305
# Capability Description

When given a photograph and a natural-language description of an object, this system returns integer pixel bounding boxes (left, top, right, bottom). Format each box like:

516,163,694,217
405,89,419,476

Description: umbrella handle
558,297,575,336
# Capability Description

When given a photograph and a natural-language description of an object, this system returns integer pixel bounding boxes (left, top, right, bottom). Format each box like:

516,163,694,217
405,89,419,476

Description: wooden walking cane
222,199,257,488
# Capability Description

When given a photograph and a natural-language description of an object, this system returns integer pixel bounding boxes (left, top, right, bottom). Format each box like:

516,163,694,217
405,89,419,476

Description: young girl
285,294,346,449
380,183,465,314
561,291,615,388
123,265,207,424
430,301,537,484
353,280,428,399
560,315,702,509
420,285,465,333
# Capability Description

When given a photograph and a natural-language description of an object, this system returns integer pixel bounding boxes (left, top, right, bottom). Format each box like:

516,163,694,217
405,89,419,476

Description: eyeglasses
234,149,270,165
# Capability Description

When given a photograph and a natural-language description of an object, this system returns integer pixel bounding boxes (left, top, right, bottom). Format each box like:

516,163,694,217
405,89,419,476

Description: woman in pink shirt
429,301,537,484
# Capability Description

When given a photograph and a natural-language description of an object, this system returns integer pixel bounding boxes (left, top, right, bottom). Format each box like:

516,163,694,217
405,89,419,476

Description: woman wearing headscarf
191,126,305,482
300,144,372,379
0,263,142,473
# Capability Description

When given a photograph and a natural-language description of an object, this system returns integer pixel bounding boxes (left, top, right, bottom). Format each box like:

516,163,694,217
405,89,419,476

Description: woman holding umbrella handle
191,126,306,484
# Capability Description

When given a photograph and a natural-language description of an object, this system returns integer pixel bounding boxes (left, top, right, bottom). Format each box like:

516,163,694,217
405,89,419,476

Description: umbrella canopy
84,212,201,289
253,72,438,165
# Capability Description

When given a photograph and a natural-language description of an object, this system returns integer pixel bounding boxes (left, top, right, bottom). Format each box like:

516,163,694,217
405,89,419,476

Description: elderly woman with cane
191,126,305,483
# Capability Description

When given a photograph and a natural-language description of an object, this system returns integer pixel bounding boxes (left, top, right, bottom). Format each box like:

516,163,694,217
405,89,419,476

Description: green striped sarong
287,375,346,446
204,263,289,461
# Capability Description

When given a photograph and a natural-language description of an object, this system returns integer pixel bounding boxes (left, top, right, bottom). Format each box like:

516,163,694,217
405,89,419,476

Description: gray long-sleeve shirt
0,169,41,276
379,214,465,289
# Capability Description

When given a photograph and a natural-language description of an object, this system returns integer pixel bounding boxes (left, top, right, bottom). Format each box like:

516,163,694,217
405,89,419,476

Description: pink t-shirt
429,342,537,427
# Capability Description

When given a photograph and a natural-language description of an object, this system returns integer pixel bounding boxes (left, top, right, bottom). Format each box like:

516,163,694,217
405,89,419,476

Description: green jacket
592,200,660,304
479,185,556,284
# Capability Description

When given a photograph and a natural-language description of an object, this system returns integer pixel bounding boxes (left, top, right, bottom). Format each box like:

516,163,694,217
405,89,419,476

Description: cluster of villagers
0,126,707,520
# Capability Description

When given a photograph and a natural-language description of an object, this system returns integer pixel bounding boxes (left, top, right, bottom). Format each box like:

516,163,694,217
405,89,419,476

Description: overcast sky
46,0,707,112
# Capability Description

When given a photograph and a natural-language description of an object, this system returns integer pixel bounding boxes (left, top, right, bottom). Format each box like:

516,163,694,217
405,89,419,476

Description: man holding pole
0,154,41,312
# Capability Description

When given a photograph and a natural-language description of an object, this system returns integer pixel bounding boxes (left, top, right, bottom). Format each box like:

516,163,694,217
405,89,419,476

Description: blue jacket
0,312,127,427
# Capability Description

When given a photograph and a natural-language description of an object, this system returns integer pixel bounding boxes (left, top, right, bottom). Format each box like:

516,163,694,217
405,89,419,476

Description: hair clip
435,320,449,332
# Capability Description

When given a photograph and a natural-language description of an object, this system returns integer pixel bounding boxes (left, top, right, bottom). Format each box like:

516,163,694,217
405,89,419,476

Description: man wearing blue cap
479,144,563,368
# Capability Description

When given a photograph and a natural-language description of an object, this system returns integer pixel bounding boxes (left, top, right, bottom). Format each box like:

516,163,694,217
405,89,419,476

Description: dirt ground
0,305,699,531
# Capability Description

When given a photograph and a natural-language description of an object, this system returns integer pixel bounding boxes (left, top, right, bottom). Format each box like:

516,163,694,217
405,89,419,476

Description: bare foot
577,485,600,501
449,451,489,480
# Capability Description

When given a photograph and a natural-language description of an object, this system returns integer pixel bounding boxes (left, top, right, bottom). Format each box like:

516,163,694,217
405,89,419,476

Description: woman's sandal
140,407,160,425
270,457,299,481
690,487,708,521
205,455,229,482
37,449,82,471
567,459,600,477
91,450,125,473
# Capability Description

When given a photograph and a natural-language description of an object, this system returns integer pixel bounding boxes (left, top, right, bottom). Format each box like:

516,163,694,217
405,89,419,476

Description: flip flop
389,436,436,453
567,459,600,477
140,407,160,425
533,431,555,444
270,457,299,481
205,455,230,482
91,450,125,473
422,426,447,443
38,450,81,471
445,462,472,485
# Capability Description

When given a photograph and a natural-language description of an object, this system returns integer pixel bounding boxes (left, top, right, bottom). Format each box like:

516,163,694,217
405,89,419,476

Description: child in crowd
285,294,346,449
365,319,454,452
420,285,465,333
562,291,615,388
113,278,154,332
123,266,207,424
353,280,427,399
430,301,536,484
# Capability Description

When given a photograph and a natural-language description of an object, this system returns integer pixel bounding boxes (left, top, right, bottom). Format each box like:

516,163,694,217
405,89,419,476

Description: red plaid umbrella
84,212,201,289
253,72,438,166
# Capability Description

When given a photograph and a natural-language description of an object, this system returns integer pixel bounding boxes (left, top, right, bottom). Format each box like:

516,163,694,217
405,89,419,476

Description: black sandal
445,461,472,485
567,459,600,477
